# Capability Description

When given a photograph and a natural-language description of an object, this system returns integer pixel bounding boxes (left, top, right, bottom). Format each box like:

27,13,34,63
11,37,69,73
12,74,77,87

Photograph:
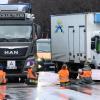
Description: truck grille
0,47,27,57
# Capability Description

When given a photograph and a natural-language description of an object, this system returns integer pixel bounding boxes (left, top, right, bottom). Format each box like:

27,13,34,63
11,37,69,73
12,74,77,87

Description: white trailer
51,13,100,78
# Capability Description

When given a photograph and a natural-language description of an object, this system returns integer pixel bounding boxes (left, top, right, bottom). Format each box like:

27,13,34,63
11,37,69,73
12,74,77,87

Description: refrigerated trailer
0,3,40,81
51,13,100,78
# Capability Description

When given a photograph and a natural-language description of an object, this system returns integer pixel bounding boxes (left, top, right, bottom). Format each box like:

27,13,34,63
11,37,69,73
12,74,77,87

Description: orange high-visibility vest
80,70,92,78
58,69,69,82
27,68,35,79
3,72,6,83
0,70,6,83
27,68,37,79
0,71,6,79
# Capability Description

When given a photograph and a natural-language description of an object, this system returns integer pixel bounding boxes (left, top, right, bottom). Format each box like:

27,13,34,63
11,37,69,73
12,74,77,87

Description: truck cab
91,31,100,68
0,3,40,81
36,39,56,72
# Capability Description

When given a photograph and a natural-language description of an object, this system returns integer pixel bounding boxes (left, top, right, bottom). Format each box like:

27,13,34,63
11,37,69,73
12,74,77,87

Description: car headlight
38,65,42,68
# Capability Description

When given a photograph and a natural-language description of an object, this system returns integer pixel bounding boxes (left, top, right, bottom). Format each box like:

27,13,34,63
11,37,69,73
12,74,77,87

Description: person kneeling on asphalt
0,65,6,85
26,65,38,85
58,64,70,87
78,62,94,85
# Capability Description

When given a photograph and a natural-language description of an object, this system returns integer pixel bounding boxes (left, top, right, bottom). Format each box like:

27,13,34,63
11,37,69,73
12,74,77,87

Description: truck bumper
7,73,27,78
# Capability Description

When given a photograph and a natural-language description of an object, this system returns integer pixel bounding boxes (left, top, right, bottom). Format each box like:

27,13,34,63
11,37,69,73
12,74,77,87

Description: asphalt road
1,71,100,100
0,83,99,100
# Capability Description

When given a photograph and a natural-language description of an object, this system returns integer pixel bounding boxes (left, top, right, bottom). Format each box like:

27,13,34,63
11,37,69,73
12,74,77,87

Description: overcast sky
0,0,8,4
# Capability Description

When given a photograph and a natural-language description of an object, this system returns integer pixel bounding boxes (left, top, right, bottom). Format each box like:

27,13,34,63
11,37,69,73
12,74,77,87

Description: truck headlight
37,58,42,62
38,65,42,68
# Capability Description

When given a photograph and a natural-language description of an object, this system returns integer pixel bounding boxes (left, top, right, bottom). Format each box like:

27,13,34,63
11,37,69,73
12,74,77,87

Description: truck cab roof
0,3,32,13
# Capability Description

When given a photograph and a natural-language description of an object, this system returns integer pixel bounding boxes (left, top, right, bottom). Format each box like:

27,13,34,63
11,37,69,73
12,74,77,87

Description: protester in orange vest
0,66,6,84
27,66,37,80
58,64,69,87
79,69,92,78
78,62,94,85
26,62,38,85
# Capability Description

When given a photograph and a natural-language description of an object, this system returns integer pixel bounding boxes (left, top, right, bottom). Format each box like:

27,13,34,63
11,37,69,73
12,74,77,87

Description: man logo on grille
4,50,18,55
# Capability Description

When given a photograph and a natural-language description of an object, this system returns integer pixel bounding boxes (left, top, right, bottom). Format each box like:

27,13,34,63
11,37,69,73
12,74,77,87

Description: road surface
0,72,100,100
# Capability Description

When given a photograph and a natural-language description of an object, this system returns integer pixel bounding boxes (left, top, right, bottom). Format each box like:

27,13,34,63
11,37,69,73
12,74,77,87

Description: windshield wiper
18,38,29,42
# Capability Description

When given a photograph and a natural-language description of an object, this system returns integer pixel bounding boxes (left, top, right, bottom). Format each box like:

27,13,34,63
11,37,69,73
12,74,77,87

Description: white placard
7,60,16,69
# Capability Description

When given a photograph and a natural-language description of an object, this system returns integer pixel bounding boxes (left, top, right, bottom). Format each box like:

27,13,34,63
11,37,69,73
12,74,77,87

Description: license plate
7,60,16,69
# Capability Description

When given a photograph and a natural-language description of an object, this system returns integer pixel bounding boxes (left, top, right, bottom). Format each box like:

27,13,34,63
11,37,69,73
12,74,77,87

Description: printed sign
7,60,16,69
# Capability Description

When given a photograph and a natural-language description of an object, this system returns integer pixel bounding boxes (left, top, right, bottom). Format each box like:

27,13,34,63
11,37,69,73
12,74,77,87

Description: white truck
51,13,100,79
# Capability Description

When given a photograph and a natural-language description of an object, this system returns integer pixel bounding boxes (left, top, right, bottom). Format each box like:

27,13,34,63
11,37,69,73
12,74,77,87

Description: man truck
51,13,100,79
0,3,40,81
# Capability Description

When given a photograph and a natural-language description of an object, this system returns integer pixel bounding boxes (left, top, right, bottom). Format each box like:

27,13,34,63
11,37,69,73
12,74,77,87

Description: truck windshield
0,26,32,42
37,42,51,52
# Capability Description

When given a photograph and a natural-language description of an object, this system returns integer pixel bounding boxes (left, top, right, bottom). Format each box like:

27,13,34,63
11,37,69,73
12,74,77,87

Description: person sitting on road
26,65,38,85
78,62,94,85
0,65,6,84
58,64,70,87
27,65,38,80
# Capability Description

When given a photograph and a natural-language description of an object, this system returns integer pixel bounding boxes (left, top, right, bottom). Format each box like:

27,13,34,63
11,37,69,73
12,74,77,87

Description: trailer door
79,26,86,61
68,26,74,61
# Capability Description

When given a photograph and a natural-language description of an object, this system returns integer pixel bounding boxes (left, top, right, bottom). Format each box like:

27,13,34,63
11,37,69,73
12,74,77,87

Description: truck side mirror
95,36,100,53
35,24,41,39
